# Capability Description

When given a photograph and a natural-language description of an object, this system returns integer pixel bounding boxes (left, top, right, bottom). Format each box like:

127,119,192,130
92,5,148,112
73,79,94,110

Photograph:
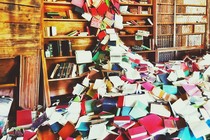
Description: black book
49,40,62,57
61,40,71,56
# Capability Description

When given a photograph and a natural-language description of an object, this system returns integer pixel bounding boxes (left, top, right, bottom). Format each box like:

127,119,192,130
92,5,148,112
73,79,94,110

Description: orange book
58,122,75,139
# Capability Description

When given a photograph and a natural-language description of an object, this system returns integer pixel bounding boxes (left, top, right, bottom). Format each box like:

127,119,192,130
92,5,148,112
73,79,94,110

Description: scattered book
128,125,147,139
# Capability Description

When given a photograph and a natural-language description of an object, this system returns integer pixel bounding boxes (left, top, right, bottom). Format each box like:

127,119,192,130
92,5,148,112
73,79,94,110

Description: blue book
121,106,132,116
50,122,63,133
158,73,170,85
77,122,89,131
163,85,178,95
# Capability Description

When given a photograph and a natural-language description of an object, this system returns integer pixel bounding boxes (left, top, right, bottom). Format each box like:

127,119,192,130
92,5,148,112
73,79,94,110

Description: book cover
97,2,109,16
50,122,63,133
58,121,75,139
50,63,60,79
141,82,154,91
61,40,71,56
121,121,136,130
16,110,32,126
113,116,130,125
23,130,36,140
49,40,61,57
138,114,165,135
128,125,147,139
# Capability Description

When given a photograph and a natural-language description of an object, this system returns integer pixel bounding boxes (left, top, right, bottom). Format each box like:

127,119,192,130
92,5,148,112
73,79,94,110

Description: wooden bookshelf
119,0,156,62
155,0,208,62
42,1,97,106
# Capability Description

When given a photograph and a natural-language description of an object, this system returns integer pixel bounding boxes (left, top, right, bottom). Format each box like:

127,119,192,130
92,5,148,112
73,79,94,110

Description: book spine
69,41,73,56
50,64,60,79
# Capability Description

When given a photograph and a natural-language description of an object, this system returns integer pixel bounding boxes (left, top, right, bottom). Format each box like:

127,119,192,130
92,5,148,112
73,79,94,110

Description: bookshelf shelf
176,4,206,7
157,22,174,25
158,13,174,15
44,35,96,39
157,46,204,52
176,22,207,25
119,34,153,37
157,3,174,5
48,75,85,82
0,83,17,88
123,25,153,28
176,13,206,15
46,56,76,60
44,18,87,22
135,50,156,53
121,14,153,17
177,33,206,36
119,3,153,6
44,1,72,5
157,34,173,36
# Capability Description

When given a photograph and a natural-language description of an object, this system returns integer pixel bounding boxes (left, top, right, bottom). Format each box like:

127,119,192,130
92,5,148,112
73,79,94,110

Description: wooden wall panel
0,0,42,110
1,0,40,7
19,55,40,109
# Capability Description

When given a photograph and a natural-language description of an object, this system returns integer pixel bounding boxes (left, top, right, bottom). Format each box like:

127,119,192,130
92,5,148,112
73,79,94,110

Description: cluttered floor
1,52,210,140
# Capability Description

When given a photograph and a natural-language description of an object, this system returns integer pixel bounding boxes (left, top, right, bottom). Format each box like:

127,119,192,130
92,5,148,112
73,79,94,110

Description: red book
23,130,36,140
90,8,98,16
83,2,90,13
97,30,106,40
114,116,130,124
97,2,109,16
117,96,124,108
81,100,86,115
138,114,165,135
121,121,136,130
16,110,32,126
128,126,147,139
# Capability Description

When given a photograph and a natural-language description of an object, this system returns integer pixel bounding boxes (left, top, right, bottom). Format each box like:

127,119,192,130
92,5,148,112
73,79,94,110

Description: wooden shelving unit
42,1,97,106
155,0,208,62
119,0,156,62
